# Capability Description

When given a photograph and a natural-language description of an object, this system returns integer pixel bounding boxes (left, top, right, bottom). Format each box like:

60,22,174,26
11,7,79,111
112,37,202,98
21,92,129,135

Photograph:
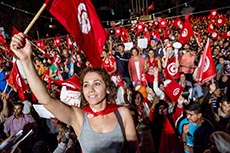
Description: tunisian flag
195,38,216,84
164,56,180,80
8,63,30,100
178,20,194,44
46,0,108,67
164,79,184,102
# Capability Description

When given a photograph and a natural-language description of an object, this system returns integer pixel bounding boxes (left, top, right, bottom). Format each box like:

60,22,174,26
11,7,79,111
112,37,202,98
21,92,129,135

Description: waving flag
8,63,30,100
195,38,216,84
164,79,184,102
46,0,108,67
178,20,194,44
164,57,180,80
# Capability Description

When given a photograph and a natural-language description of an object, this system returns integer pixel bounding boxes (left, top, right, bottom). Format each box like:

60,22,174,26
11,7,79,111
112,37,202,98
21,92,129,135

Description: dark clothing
193,118,215,153
114,52,131,78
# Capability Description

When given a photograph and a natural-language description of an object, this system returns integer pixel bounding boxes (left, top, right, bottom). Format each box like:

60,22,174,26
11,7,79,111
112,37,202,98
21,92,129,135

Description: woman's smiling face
82,72,107,105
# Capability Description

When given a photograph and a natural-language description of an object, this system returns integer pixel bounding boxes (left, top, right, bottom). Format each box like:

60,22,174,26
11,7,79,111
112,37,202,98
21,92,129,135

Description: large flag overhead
195,38,216,84
46,0,108,67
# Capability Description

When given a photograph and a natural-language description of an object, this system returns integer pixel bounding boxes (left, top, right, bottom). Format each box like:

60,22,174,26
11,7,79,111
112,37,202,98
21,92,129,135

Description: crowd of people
0,10,230,153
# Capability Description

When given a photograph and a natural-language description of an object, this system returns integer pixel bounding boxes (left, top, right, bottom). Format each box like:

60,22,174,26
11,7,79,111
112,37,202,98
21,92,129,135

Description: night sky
0,0,229,39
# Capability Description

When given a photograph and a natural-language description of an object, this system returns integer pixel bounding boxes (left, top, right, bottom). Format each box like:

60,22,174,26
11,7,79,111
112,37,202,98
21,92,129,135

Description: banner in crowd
46,0,108,67
195,38,216,84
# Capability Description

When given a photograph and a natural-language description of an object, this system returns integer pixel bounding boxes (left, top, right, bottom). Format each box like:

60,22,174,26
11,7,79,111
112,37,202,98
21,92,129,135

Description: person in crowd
3,101,36,137
114,43,133,88
180,46,197,83
178,102,215,153
74,52,87,77
178,72,193,103
64,54,77,78
215,98,230,133
101,49,117,84
10,32,139,152
215,56,225,80
0,64,10,93
0,92,9,124
128,47,145,86
203,131,230,153
49,54,64,80
145,48,162,89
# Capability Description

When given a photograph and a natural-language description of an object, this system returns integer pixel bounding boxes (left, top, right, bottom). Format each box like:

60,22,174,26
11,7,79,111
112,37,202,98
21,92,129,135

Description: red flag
163,28,170,39
114,26,121,37
195,38,216,84
54,35,61,47
121,27,129,43
52,74,81,91
12,26,20,36
145,1,155,15
0,33,6,44
207,23,215,33
7,63,30,100
215,15,226,26
173,17,183,29
211,32,218,40
36,39,46,50
164,80,184,102
178,20,194,44
220,31,230,39
164,57,180,80
210,9,217,18
47,0,108,67
184,14,191,21
159,18,167,28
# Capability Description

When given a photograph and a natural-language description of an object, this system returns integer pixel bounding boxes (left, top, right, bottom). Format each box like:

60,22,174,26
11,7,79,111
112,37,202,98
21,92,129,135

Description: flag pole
23,1,50,34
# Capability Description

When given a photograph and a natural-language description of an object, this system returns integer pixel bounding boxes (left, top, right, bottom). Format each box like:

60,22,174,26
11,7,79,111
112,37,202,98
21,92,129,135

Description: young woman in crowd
10,32,139,153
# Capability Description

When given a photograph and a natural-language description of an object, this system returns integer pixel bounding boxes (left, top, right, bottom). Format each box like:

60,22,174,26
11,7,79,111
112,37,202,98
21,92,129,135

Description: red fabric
12,26,20,36
164,80,184,102
184,13,191,21
164,56,180,80
159,18,167,28
163,28,170,39
8,63,30,100
0,33,6,44
159,116,184,153
173,17,183,29
83,104,121,117
210,9,218,18
114,26,121,37
145,57,161,83
220,31,230,39
207,23,215,33
101,57,116,76
52,74,81,91
116,74,125,87
178,20,194,44
215,15,226,26
54,36,61,47
145,1,155,15
47,0,108,67
195,38,216,84
36,39,46,50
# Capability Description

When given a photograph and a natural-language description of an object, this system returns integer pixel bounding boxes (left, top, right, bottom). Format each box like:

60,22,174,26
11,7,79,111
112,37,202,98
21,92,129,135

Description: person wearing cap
3,101,36,137
149,37,164,58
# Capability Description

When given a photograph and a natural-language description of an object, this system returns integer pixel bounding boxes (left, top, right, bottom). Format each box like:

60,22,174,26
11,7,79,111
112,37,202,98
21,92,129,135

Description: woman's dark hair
131,90,144,107
80,67,117,105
